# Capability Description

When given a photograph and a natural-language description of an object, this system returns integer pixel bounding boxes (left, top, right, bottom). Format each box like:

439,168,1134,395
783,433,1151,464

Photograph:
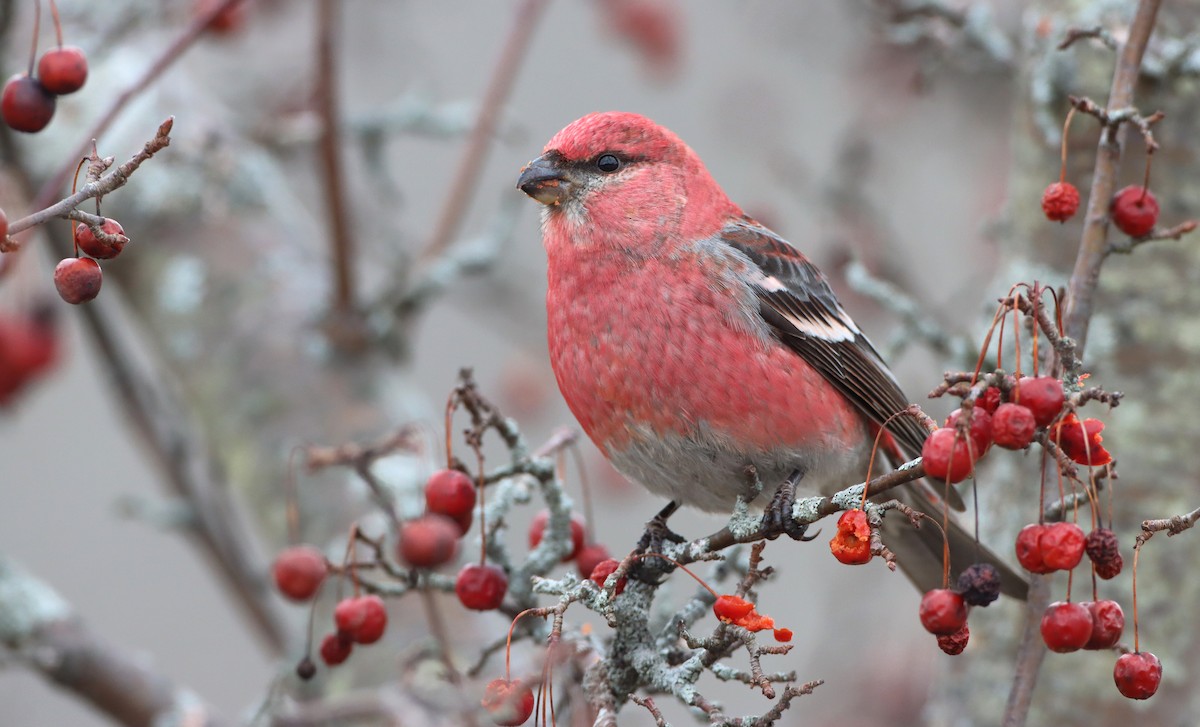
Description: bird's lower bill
522,178,568,206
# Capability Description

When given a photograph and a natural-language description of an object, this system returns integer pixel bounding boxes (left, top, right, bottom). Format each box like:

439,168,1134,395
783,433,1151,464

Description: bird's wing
719,216,933,466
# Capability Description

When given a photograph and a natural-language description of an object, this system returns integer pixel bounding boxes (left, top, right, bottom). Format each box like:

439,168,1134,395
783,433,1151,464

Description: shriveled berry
397,514,460,568
829,509,872,565
74,219,126,260
1040,601,1093,653
528,509,585,561
455,563,508,611
946,406,993,458
482,678,535,726
574,543,611,579
1114,651,1162,700
1111,186,1159,238
1,75,55,133
319,631,353,666
53,257,102,304
1039,522,1086,571
937,624,970,655
272,545,327,601
1085,527,1120,567
1095,552,1124,580
1015,523,1053,574
1015,376,1064,427
37,46,88,95
920,428,975,484
334,594,388,644
992,403,1036,449
589,558,626,595
956,563,1001,607
424,469,476,533
1083,600,1124,650
919,589,967,636
1042,181,1080,222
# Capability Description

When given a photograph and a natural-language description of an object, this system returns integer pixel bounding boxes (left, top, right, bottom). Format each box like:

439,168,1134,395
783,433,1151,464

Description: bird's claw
759,470,812,541
631,501,685,584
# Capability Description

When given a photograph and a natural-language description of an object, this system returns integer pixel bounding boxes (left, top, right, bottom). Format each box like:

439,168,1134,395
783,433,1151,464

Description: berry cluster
2,0,88,134
52,218,129,305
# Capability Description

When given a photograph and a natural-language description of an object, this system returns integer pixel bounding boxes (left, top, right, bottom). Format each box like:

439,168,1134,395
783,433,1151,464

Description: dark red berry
53,257,102,304
1042,181,1080,222
1085,527,1120,567
977,386,1002,413
1083,600,1124,651
937,624,970,655
334,594,388,644
482,678,535,726
919,589,967,636
37,46,88,95
1114,651,1162,700
319,631,353,666
1040,601,1093,653
946,407,993,458
455,563,508,611
1039,522,1086,571
528,509,585,561
956,563,1001,607
575,543,611,579
1015,376,1064,427
272,545,327,601
589,558,626,595
1111,186,1159,238
1015,523,1052,574
397,514,460,568
920,428,975,484
295,657,316,680
1095,552,1124,580
74,219,126,260
1,75,56,133
992,403,1037,449
424,469,476,533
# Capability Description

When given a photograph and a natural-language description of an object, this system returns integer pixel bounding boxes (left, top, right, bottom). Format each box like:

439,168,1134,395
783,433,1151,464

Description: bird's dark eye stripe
596,154,621,173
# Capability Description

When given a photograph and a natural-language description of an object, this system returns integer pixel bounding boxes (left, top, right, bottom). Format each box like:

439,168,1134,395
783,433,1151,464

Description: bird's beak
517,153,573,206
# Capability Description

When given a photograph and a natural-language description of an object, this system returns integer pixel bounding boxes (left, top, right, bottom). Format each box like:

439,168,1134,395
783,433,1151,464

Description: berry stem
861,408,916,508
1139,148,1153,203
27,0,40,77
340,522,360,598
1030,282,1041,376
1131,539,1142,653
444,389,458,469
504,608,546,680
475,449,487,565
1065,564,1074,603
69,157,87,256
48,0,62,48
1057,106,1076,185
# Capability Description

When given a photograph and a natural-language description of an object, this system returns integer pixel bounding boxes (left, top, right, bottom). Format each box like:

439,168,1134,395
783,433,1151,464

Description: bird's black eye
596,154,621,173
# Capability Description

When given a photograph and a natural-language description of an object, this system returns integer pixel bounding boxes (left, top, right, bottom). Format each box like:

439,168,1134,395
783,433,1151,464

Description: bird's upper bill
517,152,572,206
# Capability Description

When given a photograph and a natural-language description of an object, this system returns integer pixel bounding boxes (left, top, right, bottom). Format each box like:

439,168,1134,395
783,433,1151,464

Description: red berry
53,257,102,304
272,545,327,601
1015,376,1064,427
937,624,970,655
0,309,60,407
829,509,872,565
977,386,1002,413
73,219,127,260
992,403,1036,449
1040,601,1093,653
713,594,755,623
1114,651,1162,700
575,543,611,579
397,514,460,568
1039,521,1086,571
920,428,975,483
946,407,993,458
482,678,535,726
528,509,585,562
334,594,388,644
1041,181,1080,222
589,558,626,595
424,469,476,533
319,631,353,666
1,75,56,133
1083,600,1124,651
37,46,88,95
455,563,508,611
1015,523,1053,574
919,589,967,636
1111,185,1159,238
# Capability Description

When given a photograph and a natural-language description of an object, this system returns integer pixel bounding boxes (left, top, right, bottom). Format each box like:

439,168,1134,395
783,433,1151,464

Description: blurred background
3,1,1198,725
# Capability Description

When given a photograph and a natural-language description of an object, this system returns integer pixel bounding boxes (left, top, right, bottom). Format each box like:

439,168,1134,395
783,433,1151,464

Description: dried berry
956,563,1001,607
1041,601,1092,653
919,589,967,636
1095,552,1124,580
1111,186,1159,238
829,509,872,565
1085,528,1120,567
1114,651,1162,700
937,624,970,655
1042,181,1080,222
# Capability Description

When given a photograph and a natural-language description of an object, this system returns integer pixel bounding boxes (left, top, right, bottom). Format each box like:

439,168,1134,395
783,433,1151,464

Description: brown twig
1058,26,1119,52
1109,219,1198,253
1137,505,1200,544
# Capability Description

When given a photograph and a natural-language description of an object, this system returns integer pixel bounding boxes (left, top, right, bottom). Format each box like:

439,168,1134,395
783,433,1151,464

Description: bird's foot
760,470,816,541
631,501,686,584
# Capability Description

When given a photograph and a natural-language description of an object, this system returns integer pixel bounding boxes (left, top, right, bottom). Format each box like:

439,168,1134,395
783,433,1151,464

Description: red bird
518,111,1023,597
